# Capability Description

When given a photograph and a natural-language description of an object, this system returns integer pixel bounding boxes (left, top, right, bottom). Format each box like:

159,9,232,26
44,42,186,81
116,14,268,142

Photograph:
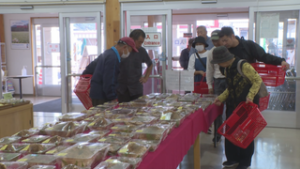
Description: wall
4,13,58,95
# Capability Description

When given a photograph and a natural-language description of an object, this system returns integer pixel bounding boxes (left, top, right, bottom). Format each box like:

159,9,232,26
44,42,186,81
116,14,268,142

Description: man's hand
281,61,290,71
209,88,214,94
246,97,253,104
213,97,222,106
194,70,205,76
139,77,149,84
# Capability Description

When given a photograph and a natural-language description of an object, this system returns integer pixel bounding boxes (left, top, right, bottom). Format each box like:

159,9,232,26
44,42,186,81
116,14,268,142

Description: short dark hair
188,38,194,46
219,27,235,38
129,29,146,41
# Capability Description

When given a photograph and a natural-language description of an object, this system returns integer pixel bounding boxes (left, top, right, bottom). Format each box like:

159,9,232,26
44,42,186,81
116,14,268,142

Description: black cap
211,46,234,64
211,30,221,40
192,36,208,48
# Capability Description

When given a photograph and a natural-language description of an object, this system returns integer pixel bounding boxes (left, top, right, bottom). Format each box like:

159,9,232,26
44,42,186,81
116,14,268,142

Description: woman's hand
213,97,222,106
194,70,205,76
246,97,253,104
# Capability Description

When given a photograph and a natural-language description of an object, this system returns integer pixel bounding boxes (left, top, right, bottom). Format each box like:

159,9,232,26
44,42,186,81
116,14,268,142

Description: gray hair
197,26,207,32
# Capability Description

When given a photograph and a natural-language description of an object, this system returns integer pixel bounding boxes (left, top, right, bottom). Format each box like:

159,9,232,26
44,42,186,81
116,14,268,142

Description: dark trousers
92,99,106,107
117,89,142,103
214,78,227,137
225,106,254,166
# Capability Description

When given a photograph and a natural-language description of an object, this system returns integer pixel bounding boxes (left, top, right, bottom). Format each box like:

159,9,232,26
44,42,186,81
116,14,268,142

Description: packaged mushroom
29,165,57,169
117,142,150,158
17,154,59,168
0,153,21,162
54,143,110,168
105,157,142,169
88,118,114,130
45,122,87,137
42,135,64,145
21,135,50,143
97,137,129,156
13,129,39,139
63,134,101,145
58,113,87,122
159,111,186,127
0,137,21,145
62,164,91,169
111,124,144,133
19,144,56,154
0,162,28,169
133,125,167,141
94,161,131,169
45,145,69,155
0,144,29,153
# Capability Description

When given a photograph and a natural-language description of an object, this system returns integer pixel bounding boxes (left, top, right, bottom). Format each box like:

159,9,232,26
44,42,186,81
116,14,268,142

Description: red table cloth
137,104,223,169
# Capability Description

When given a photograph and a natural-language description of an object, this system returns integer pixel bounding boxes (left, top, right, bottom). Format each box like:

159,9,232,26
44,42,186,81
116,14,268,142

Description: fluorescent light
202,0,217,4
20,5,33,10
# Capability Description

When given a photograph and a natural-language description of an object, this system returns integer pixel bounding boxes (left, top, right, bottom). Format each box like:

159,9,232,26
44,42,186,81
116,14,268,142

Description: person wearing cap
117,29,153,103
206,30,226,143
189,26,214,57
212,46,262,169
180,38,194,70
90,37,138,106
187,36,209,83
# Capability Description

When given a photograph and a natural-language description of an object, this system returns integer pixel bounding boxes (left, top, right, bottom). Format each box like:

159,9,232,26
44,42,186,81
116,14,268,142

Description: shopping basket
218,102,267,149
259,93,270,111
74,74,93,110
193,77,209,94
251,63,286,87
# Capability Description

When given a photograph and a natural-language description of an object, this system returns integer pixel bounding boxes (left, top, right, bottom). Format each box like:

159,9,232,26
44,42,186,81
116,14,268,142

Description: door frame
59,12,102,114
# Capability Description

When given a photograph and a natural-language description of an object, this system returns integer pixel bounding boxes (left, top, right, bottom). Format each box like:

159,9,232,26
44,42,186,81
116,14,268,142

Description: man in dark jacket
90,37,138,106
179,38,194,70
82,56,100,75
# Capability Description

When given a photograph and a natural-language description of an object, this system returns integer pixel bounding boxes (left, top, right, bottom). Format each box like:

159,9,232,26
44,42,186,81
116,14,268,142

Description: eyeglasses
117,40,128,45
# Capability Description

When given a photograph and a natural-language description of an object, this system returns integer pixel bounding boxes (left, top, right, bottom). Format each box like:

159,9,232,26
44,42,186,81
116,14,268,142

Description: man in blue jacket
90,37,138,106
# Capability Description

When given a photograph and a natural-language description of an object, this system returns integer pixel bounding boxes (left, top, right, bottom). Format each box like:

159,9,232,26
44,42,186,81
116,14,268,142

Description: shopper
82,57,99,75
179,38,194,70
189,26,214,57
219,27,290,71
212,46,262,169
117,29,153,103
188,36,209,82
206,30,226,142
90,37,138,106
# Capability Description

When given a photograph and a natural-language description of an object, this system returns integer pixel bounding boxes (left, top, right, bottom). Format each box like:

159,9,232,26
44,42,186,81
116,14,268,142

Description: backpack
237,59,269,98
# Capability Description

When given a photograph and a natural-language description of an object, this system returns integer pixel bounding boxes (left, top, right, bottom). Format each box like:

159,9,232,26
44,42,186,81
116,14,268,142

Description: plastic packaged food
88,118,114,130
130,139,160,152
103,102,118,108
45,122,87,137
0,137,21,145
39,123,54,135
128,116,158,125
178,95,197,102
184,104,200,112
58,113,87,122
105,109,136,119
62,164,91,169
55,143,110,168
19,144,56,154
29,165,56,169
111,125,144,133
63,134,101,145
130,99,154,107
133,125,167,141
18,154,59,168
94,113,105,118
118,142,149,158
156,122,176,135
0,162,28,169
45,145,69,155
97,137,129,155
94,161,131,169
0,144,29,153
42,136,64,145
0,153,21,162
13,129,39,138
82,116,98,122
108,131,133,138
111,117,133,124
105,157,142,169
160,111,186,127
81,107,104,116
88,130,110,137
22,135,50,143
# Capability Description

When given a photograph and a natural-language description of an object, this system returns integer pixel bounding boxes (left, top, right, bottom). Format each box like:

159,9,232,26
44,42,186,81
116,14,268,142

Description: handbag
193,76,209,94
237,59,269,98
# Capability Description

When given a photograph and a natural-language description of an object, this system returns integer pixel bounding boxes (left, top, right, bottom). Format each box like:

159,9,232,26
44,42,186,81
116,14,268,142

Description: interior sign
144,32,161,47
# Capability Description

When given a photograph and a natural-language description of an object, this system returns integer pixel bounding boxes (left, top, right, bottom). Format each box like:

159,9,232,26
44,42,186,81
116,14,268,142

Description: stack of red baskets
74,74,93,110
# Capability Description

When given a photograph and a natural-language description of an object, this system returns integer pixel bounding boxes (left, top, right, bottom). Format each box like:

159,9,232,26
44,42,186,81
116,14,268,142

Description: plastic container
19,144,56,154
94,161,131,169
105,157,142,169
58,113,87,122
259,93,270,111
88,130,110,137
118,142,150,158
156,121,176,135
18,154,59,168
130,139,160,152
97,137,129,156
73,74,93,110
45,122,87,137
13,129,39,138
45,145,69,155
251,63,286,87
0,143,29,153
42,136,64,145
133,125,167,141
0,153,21,161
39,123,54,135
29,165,56,169
178,95,197,102
130,99,154,107
105,109,136,119
83,116,99,123
108,131,134,138
218,102,267,149
87,118,114,130
0,136,21,145
21,135,50,143
63,134,101,145
111,125,144,133
159,111,186,127
62,164,91,169
129,116,158,125
0,162,28,169
54,143,110,168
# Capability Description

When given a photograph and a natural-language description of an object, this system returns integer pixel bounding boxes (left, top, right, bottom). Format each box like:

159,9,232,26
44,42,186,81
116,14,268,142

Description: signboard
166,70,179,90
144,32,161,47
166,70,194,91
259,13,279,38
286,38,295,49
48,43,60,52
173,38,187,47
183,33,193,38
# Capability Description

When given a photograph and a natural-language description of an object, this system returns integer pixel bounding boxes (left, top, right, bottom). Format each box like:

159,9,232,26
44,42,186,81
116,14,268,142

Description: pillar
105,0,120,49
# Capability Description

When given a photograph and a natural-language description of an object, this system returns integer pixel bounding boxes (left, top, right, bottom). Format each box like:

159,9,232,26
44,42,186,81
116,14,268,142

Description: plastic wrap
58,113,87,122
127,116,158,125
97,137,129,155
108,132,134,138
106,157,142,169
130,139,160,152
118,142,150,158
39,123,54,135
111,124,144,133
12,129,39,138
42,136,64,145
17,154,59,168
88,118,114,130
159,111,186,127
129,99,154,107
88,130,110,137
0,162,28,169
0,137,21,145
63,134,101,145
62,164,91,169
28,165,56,169
45,122,87,137
105,109,136,119
19,144,56,154
0,143,29,153
21,135,50,143
94,161,131,169
45,145,69,155
133,125,167,141
0,153,21,162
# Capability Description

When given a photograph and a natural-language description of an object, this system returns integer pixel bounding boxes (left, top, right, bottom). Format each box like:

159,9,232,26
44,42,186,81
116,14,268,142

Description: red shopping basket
218,102,267,149
259,93,270,111
193,77,209,94
74,74,93,110
251,63,286,87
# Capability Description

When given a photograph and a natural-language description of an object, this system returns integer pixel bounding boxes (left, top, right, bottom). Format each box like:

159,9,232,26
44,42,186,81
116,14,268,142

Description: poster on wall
259,13,280,39
11,20,30,50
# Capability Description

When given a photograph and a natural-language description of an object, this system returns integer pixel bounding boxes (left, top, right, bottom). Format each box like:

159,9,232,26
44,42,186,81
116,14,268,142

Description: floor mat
33,98,62,112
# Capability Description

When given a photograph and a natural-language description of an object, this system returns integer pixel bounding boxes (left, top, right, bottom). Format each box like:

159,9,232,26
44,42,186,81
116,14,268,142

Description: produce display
45,122,87,137
97,137,129,155
105,157,142,169
88,118,114,130
28,165,56,169
0,137,21,145
21,135,50,143
133,125,167,141
118,142,149,158
62,164,91,169
0,153,21,162
42,136,64,145
0,144,28,153
63,134,101,145
94,161,131,169
0,162,28,169
46,145,69,155
58,113,87,122
18,154,59,168
19,144,56,154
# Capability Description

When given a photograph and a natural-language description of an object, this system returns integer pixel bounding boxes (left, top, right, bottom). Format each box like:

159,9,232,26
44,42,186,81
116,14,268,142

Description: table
6,75,33,99
137,104,223,169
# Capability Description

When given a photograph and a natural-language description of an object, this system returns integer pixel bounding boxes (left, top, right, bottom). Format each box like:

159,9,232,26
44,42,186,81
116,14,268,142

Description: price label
22,145,30,151
178,107,183,110
65,139,74,142
3,93,13,100
0,145,7,150
18,158,27,162
57,153,67,157
136,130,143,133
46,150,57,154
99,138,106,142
109,134,116,137
111,127,118,129
22,139,29,142
88,122,95,127
119,148,128,153
43,139,50,143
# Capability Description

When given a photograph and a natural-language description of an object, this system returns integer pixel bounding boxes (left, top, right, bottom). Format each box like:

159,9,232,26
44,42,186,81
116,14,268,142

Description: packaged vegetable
127,116,158,125
111,125,144,133
133,125,167,141
97,137,129,155
0,144,29,153
45,122,87,137
45,145,69,155
19,144,56,154
58,113,87,122
29,165,56,169
17,154,59,168
42,136,64,145
105,109,136,119
106,156,142,169
88,118,114,130
160,111,186,127
118,142,149,158
94,161,131,169
63,134,101,145
0,153,21,162
88,130,110,137
13,129,39,138
108,132,133,139
129,99,154,107
62,164,91,169
39,123,54,135
0,137,21,145
0,162,28,169
130,139,160,152
22,135,50,143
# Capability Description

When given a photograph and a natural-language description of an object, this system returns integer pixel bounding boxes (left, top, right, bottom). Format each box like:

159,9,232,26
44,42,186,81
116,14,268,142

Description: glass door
33,18,61,96
59,12,102,113
125,10,172,94
255,10,300,128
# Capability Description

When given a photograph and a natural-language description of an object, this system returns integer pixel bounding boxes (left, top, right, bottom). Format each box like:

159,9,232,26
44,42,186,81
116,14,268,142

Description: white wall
4,13,58,95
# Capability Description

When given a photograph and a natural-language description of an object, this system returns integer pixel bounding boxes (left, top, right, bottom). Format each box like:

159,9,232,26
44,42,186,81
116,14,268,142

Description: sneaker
222,161,238,168
212,136,221,143
207,128,212,134
236,164,249,169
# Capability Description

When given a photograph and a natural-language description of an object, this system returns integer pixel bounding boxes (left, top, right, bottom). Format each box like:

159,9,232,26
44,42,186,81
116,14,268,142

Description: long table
137,104,223,169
